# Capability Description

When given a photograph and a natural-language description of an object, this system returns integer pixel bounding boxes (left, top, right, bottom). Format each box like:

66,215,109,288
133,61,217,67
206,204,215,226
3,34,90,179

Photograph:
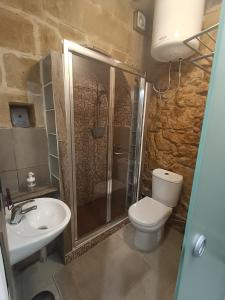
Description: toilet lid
129,196,172,227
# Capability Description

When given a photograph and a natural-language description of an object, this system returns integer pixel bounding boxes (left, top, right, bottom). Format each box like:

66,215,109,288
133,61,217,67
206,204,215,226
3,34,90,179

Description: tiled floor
16,224,183,300
14,253,64,300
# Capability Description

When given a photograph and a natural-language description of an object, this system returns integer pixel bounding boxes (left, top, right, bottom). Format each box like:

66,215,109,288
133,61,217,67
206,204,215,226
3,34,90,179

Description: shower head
97,90,107,103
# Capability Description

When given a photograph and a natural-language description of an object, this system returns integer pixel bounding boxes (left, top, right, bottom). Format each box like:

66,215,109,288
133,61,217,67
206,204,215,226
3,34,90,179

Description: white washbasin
6,198,71,265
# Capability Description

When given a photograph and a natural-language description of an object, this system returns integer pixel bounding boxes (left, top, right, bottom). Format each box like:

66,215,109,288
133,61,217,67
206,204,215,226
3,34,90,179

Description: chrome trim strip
63,40,144,77
63,45,77,244
68,53,78,242
106,67,115,223
125,83,135,209
137,82,152,199
132,77,146,202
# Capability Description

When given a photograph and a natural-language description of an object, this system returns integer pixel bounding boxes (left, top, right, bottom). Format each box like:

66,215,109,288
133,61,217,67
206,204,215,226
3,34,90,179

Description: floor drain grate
32,290,55,300
38,225,48,230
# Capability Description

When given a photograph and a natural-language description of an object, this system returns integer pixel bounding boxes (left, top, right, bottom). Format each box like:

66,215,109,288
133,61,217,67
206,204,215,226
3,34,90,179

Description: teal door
175,2,225,299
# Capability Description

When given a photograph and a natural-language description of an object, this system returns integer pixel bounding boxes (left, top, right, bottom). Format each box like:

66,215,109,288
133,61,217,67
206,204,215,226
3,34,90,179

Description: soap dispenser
27,172,36,191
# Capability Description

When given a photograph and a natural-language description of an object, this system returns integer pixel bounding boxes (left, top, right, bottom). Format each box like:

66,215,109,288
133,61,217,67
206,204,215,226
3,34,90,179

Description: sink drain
38,225,48,230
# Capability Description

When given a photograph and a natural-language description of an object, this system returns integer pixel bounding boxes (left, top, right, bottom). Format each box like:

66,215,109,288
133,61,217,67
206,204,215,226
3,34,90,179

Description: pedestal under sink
5,198,71,265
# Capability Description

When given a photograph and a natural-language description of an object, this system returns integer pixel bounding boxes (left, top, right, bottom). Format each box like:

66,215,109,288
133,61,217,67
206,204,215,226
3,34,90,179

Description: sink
5,198,71,265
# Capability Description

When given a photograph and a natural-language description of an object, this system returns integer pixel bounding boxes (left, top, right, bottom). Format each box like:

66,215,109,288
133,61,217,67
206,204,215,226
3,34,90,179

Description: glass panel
44,84,54,110
111,69,141,220
46,110,56,134
50,155,59,178
72,54,110,238
48,134,58,156
42,55,52,84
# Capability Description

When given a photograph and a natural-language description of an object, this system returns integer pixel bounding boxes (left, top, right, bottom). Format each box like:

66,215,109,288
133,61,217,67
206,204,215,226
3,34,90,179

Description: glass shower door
111,69,145,220
72,54,110,238
66,41,146,241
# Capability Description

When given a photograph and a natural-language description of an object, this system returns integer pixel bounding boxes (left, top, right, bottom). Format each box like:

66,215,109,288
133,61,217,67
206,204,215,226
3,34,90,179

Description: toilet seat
128,196,172,228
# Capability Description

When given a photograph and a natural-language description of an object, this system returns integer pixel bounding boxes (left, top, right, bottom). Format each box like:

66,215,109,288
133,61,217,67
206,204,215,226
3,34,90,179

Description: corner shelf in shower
183,23,219,74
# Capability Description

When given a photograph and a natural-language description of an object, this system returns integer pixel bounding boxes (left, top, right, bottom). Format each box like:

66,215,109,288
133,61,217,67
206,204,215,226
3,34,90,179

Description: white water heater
151,0,205,62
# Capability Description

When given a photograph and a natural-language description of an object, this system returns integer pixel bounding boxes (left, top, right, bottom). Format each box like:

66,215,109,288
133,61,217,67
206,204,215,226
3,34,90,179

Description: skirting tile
64,218,129,264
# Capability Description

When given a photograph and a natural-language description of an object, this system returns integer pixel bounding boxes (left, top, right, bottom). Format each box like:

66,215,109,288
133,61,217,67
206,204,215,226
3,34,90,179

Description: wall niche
9,102,35,128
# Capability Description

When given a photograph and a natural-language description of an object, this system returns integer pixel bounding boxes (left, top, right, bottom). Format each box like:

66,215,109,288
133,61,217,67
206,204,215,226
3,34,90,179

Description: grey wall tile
13,128,48,169
17,164,50,191
43,55,52,84
0,129,16,172
0,170,19,194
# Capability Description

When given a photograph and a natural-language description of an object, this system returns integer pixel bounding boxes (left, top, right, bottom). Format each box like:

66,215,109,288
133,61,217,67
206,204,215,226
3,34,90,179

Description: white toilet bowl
128,168,183,251
129,196,172,251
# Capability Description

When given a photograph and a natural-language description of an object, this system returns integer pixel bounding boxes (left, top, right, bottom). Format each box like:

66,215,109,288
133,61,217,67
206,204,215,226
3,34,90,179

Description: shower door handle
114,151,126,155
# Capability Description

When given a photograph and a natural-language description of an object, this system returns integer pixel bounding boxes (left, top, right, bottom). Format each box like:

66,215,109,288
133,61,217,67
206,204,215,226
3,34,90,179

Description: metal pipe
183,23,219,43
183,41,212,63
191,61,211,74
190,53,214,62
196,37,213,52
207,32,217,43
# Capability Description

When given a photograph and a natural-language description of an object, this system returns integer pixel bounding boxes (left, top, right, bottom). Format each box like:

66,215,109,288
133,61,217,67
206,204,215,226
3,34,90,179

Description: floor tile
19,253,64,300
17,225,183,300
54,225,183,300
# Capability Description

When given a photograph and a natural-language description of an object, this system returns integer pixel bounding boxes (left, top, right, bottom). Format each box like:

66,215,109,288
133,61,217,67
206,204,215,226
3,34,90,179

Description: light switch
134,10,146,33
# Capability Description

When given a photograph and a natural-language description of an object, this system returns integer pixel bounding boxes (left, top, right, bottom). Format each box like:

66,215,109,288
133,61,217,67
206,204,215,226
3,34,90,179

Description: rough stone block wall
0,0,147,129
142,5,221,231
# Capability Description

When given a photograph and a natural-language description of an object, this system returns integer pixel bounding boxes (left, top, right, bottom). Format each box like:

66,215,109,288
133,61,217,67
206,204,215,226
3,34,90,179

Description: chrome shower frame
63,39,149,246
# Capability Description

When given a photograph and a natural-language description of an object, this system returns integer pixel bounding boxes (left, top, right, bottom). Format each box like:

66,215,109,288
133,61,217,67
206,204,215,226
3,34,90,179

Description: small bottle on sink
26,172,36,191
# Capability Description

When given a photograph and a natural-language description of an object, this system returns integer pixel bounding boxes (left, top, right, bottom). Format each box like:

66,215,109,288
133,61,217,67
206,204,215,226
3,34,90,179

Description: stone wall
0,0,147,129
142,4,221,230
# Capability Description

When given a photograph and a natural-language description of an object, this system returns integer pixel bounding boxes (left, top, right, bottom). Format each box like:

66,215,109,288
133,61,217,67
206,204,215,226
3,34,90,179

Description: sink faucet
10,200,37,225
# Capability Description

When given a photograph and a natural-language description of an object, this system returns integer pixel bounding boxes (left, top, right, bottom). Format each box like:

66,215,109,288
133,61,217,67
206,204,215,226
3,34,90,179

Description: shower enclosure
63,41,147,244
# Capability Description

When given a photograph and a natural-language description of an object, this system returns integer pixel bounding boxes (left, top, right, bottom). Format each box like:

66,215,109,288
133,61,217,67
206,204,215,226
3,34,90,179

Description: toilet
128,168,183,251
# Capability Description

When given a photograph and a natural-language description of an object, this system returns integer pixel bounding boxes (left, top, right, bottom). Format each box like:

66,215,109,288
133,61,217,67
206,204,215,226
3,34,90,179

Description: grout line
33,21,41,57
0,86,28,96
52,272,63,300
0,47,40,60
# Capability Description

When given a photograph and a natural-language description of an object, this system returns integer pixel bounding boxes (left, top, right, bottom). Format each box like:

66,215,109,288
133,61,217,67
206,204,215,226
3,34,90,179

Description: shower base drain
38,225,48,230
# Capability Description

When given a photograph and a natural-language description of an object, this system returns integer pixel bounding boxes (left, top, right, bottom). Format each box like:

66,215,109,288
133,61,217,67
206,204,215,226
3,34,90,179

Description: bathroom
0,0,224,299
